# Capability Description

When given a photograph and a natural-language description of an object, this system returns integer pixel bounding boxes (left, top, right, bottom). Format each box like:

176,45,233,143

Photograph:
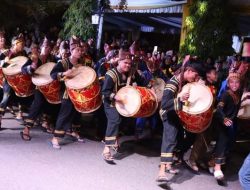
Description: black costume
0,50,27,116
21,57,60,130
50,58,81,138
214,90,241,165
160,75,183,163
102,67,144,146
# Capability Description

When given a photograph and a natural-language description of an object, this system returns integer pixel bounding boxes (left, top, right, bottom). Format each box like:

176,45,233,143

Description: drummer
0,34,26,127
157,58,200,182
184,64,218,173
20,37,66,141
135,57,168,139
101,48,144,163
49,36,83,149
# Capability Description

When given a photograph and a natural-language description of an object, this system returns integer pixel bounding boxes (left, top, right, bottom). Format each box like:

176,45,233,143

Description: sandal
111,145,119,153
184,160,200,174
49,139,61,149
42,126,53,134
16,112,23,120
214,170,226,186
101,140,119,153
214,170,224,180
102,152,114,163
156,175,169,182
165,166,179,174
71,132,85,143
7,106,15,115
20,131,32,141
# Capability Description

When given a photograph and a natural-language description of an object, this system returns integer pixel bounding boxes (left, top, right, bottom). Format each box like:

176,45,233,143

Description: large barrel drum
177,82,213,133
115,86,158,118
3,56,35,97
65,66,102,113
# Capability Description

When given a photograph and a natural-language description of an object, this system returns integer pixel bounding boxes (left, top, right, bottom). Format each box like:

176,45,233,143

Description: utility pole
96,0,104,58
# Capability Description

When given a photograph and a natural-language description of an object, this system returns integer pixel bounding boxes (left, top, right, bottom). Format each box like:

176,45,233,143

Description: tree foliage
60,0,94,40
0,0,68,34
180,0,236,60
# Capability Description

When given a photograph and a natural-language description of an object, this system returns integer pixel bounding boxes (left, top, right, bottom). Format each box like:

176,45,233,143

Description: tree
60,0,94,40
180,0,236,60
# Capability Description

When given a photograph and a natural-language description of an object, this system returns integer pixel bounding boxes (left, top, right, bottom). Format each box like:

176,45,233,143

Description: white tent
108,0,187,13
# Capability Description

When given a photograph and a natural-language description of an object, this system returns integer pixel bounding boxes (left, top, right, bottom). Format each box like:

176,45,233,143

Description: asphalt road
0,112,247,190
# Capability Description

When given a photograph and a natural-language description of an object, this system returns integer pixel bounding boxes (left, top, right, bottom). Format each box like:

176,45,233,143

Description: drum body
32,62,61,104
115,86,158,118
177,82,213,133
237,92,250,120
3,56,35,97
151,78,165,102
65,66,102,113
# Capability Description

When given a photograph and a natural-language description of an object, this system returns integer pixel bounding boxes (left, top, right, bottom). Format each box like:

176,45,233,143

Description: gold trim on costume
161,153,173,157
105,136,116,141
54,130,65,134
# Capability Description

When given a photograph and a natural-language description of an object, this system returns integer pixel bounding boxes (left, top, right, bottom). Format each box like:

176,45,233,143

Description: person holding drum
0,34,27,126
184,64,218,173
101,48,144,163
20,37,60,141
213,72,241,185
135,57,168,140
49,36,83,149
157,60,200,182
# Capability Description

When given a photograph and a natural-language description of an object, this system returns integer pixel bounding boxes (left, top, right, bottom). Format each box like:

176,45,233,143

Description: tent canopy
108,0,187,13
104,13,182,33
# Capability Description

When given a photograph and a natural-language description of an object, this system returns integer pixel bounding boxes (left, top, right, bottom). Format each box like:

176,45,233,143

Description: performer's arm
161,84,182,112
50,60,65,81
216,92,228,124
102,74,116,102
21,59,42,75
134,70,146,86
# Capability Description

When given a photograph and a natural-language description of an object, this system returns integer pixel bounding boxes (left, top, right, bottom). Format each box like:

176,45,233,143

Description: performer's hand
63,69,73,77
150,87,156,95
182,55,190,66
180,92,190,102
4,57,9,63
31,62,38,69
224,118,233,127
114,95,123,103
31,54,39,69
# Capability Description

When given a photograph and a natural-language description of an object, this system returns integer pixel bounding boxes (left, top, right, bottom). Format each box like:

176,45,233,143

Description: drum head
65,66,96,89
3,56,28,75
152,78,165,102
178,82,213,114
115,86,141,117
32,62,56,86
